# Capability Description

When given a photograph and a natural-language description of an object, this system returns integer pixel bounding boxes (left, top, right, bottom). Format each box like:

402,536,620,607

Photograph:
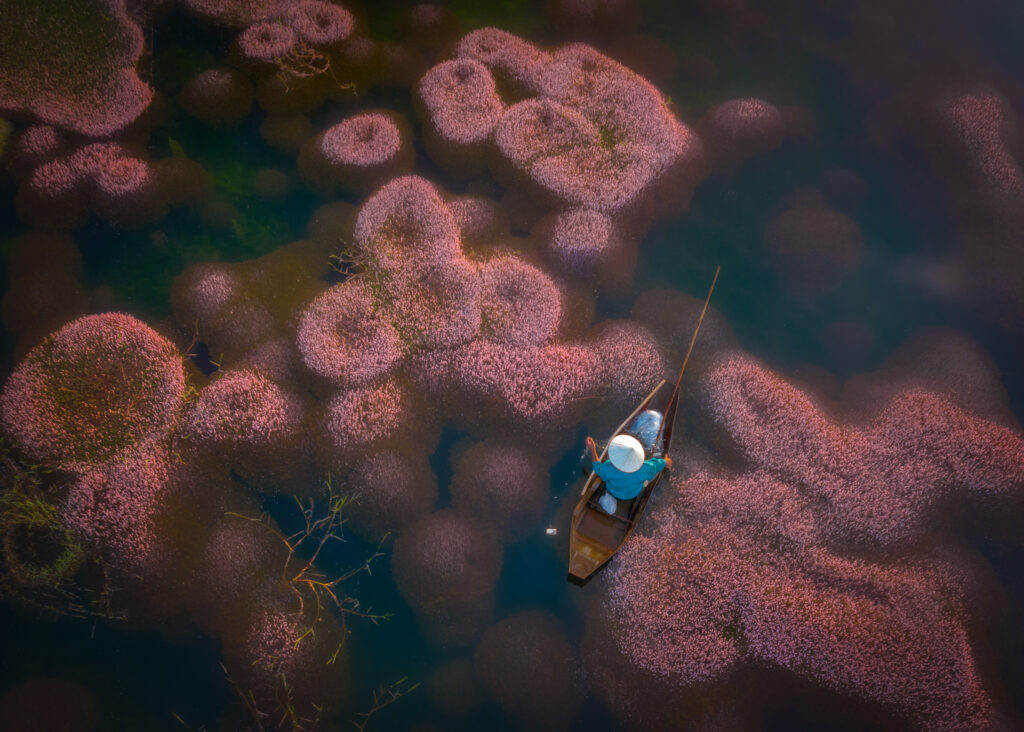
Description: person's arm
585,436,600,462
645,457,671,476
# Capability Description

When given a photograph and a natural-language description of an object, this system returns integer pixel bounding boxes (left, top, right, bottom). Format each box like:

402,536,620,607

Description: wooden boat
568,266,720,584
567,379,678,582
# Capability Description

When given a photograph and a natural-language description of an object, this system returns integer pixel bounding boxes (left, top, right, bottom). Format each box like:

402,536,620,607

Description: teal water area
3,1,1024,730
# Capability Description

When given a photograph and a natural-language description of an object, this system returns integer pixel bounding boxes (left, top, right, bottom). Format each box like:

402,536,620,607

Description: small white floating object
545,527,558,536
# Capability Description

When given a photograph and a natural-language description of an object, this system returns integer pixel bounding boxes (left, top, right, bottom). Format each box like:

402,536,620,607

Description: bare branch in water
350,677,421,732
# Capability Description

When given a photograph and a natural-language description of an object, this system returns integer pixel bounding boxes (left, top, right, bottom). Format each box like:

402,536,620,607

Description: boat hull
568,380,677,583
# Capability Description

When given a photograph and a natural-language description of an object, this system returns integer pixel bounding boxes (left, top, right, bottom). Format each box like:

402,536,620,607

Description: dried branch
350,677,421,732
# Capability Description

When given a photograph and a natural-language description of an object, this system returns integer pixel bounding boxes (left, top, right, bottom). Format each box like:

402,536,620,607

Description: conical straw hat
608,434,644,473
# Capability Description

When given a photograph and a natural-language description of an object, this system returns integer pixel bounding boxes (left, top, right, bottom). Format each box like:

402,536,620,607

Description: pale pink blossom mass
295,280,404,389
0,313,184,472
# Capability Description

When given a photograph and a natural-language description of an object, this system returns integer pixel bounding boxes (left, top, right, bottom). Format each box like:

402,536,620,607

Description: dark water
2,1,1024,730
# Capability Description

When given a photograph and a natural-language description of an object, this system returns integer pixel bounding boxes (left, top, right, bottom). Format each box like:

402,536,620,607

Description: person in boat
585,434,671,515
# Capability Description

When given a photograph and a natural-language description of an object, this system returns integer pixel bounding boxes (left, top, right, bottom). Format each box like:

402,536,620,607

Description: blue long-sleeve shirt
592,458,668,500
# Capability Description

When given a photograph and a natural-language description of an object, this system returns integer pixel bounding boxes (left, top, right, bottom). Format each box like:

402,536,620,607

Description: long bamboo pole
654,265,721,452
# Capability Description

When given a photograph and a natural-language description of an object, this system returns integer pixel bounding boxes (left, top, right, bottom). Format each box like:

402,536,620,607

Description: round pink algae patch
284,0,354,47
450,440,550,542
478,255,562,347
299,111,414,195
182,368,304,453
416,58,504,177
236,21,297,64
296,280,404,389
0,0,153,136
0,313,185,471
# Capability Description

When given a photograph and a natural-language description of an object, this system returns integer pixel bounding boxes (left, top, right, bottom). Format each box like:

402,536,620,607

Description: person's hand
665,456,673,469
585,436,595,448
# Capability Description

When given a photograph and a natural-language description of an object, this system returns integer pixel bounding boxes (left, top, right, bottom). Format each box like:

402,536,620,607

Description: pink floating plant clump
456,28,552,98
0,313,185,472
698,351,1024,553
533,43,704,217
316,378,428,471
352,175,462,273
295,280,404,392
61,446,185,578
839,327,1014,426
14,158,89,229
584,483,794,720
478,255,563,347
491,98,599,193
835,390,1024,549
390,509,503,645
740,548,996,732
181,368,308,486
589,319,670,407
352,176,483,349
415,59,505,178
384,256,483,349
343,449,439,542
699,350,862,471
79,144,167,228
16,142,178,229
630,288,736,369
938,89,1024,201
298,110,414,196
412,339,602,437
184,0,290,28
188,511,279,635
170,262,242,329
169,239,336,363
474,612,584,731
582,469,1001,730
7,125,67,180
530,208,632,286
764,205,864,297
448,33,705,244
0,0,153,136
696,98,787,175
284,0,354,48
451,441,550,543
234,21,297,68
448,195,510,247
179,67,254,127
221,590,350,724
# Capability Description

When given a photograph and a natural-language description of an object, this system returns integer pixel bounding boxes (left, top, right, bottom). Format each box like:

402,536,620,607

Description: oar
653,265,721,455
